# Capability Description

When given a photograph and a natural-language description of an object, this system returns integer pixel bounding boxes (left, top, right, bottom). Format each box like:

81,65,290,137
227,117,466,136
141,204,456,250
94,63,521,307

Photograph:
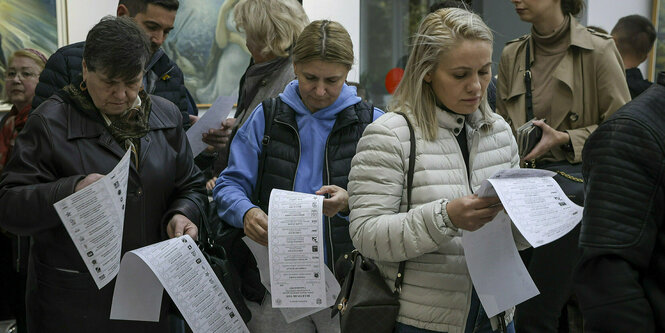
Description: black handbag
197,205,252,323
520,41,584,206
331,112,415,333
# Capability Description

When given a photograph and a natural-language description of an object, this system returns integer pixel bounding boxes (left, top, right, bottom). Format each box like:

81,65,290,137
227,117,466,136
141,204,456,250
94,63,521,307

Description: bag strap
251,98,278,205
524,40,534,121
392,112,416,293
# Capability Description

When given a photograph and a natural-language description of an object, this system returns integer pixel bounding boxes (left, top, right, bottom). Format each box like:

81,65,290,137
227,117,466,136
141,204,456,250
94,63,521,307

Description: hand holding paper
166,213,198,240
446,195,503,231
243,207,268,246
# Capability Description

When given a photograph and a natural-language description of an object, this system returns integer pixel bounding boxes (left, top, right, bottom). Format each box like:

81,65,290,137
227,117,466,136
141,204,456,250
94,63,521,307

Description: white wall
302,0,360,83
65,0,116,44
587,0,652,77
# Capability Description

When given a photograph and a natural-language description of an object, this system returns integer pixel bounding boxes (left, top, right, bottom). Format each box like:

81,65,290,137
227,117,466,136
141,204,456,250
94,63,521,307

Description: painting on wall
0,0,60,110
162,0,250,106
651,0,665,80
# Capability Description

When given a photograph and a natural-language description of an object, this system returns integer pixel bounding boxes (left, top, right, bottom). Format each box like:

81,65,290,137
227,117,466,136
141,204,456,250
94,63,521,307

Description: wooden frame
649,0,664,80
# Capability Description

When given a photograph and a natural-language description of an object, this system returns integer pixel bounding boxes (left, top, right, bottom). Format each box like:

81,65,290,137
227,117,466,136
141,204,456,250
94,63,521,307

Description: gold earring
80,80,87,91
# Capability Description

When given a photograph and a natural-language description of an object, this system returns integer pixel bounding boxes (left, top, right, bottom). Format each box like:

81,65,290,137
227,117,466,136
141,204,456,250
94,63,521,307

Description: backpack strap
252,98,278,205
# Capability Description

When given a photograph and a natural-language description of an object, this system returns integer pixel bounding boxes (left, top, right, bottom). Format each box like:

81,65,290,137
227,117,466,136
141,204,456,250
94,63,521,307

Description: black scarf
59,76,151,166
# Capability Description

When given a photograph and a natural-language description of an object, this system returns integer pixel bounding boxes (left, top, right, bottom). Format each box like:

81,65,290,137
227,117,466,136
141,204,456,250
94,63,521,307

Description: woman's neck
532,11,566,35
13,101,29,111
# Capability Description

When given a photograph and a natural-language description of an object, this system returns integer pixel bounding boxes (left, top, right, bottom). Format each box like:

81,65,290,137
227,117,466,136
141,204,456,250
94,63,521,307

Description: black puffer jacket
575,72,665,333
32,42,196,128
0,93,207,333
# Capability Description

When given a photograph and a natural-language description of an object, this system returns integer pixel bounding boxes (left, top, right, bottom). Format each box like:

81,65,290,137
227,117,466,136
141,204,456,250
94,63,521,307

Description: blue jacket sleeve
212,104,266,228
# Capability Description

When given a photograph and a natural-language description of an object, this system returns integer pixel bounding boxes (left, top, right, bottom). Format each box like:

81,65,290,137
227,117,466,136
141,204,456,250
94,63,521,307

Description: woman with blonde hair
348,8,528,333
201,0,309,189
214,19,383,332
497,1,630,331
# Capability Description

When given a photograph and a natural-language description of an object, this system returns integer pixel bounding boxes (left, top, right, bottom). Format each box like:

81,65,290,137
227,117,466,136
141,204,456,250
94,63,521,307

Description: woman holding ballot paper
496,0,630,331
347,8,529,333
214,19,383,332
0,16,206,332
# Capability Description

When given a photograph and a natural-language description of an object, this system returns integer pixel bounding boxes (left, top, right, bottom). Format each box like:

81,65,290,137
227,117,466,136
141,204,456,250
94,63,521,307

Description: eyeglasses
5,70,40,80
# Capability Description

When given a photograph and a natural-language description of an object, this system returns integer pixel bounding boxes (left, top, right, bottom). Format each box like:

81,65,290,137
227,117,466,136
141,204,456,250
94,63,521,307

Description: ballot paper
477,168,583,247
53,149,131,289
110,235,249,333
461,211,539,317
243,237,340,323
186,95,236,157
268,189,327,308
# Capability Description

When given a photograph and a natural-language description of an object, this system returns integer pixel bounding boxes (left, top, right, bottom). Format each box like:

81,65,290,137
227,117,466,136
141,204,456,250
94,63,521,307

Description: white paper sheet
268,189,327,308
479,169,583,247
186,95,236,157
53,149,131,289
461,211,539,317
110,235,249,333
243,237,340,323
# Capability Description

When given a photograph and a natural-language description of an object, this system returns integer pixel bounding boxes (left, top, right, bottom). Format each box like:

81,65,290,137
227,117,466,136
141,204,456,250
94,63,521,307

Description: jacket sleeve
566,41,631,163
212,104,265,229
32,49,73,110
0,113,84,235
574,117,660,332
348,119,455,263
162,104,208,230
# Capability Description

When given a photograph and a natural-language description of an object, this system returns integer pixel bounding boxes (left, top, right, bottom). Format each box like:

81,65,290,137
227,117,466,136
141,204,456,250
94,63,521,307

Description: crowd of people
0,0,662,332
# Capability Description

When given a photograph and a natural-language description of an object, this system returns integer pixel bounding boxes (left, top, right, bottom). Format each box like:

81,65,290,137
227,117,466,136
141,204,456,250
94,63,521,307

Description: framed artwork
0,0,65,112
162,0,250,106
650,0,665,80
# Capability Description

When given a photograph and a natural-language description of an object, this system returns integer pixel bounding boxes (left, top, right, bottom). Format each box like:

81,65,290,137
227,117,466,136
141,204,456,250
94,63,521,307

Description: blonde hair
293,20,353,68
7,49,47,71
389,8,493,141
234,0,309,58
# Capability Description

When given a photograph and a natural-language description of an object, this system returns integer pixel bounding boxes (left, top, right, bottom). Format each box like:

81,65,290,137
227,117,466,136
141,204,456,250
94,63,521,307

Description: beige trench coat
496,15,631,163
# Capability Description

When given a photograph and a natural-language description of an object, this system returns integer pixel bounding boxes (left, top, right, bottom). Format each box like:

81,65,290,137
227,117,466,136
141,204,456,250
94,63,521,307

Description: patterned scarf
0,104,30,171
61,79,151,167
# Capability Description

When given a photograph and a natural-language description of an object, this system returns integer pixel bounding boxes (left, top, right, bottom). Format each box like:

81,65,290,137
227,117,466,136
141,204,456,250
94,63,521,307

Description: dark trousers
515,225,581,333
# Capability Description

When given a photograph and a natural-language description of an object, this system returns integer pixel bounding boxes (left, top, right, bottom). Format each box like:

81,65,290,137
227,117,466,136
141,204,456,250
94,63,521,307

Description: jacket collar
436,106,493,133
568,14,595,51
66,95,176,140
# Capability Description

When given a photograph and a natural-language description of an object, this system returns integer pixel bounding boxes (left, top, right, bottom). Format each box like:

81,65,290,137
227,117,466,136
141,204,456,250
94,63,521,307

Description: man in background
32,0,197,128
611,14,656,98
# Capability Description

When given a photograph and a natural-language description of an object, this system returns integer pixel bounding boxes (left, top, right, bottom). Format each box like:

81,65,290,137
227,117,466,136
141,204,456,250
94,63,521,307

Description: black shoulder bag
197,204,252,323
520,41,585,206
207,98,279,304
331,112,415,333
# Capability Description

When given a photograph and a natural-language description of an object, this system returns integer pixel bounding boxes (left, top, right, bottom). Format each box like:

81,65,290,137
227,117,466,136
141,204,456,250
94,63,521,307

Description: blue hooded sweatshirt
213,80,383,231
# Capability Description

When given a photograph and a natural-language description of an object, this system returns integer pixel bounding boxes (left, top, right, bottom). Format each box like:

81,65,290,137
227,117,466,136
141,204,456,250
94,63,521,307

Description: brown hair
292,20,354,69
561,0,584,16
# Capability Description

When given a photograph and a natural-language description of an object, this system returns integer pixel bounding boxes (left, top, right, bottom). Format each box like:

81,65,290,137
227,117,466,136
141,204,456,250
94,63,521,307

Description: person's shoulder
501,34,529,61
52,42,85,58
149,94,181,127
505,34,529,46
33,94,67,114
581,27,616,51
586,28,613,41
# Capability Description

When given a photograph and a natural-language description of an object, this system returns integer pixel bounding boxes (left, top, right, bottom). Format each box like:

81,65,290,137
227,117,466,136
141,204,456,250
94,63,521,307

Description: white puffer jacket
348,108,529,332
